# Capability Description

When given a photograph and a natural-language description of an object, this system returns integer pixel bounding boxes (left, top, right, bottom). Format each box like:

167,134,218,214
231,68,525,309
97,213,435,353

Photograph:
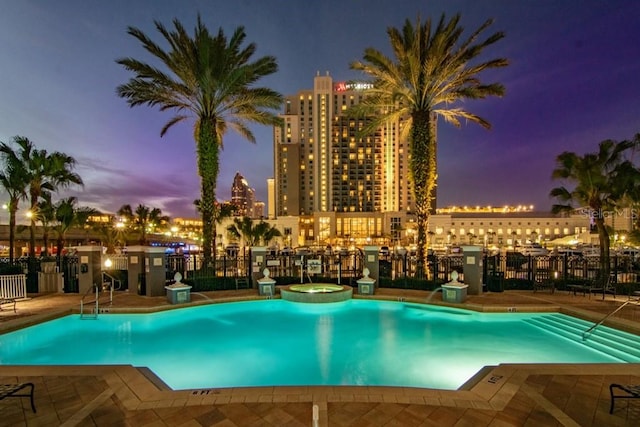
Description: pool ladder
80,284,100,319
80,281,115,319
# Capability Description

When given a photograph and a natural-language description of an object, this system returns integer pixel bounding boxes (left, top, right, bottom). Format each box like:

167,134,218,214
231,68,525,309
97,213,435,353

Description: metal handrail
80,284,99,319
582,299,639,340
101,272,121,307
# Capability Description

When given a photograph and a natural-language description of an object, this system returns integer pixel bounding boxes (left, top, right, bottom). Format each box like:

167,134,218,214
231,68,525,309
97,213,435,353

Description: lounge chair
0,383,36,413
533,279,555,293
609,383,640,414
590,278,616,300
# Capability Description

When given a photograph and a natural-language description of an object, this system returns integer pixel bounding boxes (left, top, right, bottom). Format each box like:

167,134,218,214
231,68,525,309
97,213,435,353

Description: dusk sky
1,0,639,219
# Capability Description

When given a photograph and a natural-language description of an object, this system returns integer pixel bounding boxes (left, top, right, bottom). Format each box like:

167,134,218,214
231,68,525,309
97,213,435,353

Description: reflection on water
316,315,333,381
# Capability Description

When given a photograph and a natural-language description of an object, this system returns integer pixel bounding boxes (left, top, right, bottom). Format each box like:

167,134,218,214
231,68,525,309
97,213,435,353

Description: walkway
1,288,639,426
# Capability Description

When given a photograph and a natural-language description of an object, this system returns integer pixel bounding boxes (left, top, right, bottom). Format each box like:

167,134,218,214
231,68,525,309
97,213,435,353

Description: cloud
61,157,200,217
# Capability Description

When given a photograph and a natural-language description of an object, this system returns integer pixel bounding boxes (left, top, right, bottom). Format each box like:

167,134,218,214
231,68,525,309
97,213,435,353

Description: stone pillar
362,246,379,282
462,245,483,295
250,247,268,288
77,246,103,295
127,246,146,295
145,247,167,297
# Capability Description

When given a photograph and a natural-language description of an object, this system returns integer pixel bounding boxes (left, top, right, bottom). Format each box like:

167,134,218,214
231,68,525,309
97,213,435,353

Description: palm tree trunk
56,237,64,266
42,230,49,256
410,110,437,278
29,196,37,258
8,206,17,264
212,225,218,260
197,119,220,268
595,217,610,286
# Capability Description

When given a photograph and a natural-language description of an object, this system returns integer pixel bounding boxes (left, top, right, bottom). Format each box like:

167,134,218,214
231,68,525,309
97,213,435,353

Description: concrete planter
165,284,192,304
165,272,191,304
442,283,468,303
356,268,376,295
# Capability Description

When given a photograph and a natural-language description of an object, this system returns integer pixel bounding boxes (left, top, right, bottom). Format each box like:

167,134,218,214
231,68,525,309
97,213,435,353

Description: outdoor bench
610,383,640,414
0,298,16,313
567,284,590,296
0,383,36,413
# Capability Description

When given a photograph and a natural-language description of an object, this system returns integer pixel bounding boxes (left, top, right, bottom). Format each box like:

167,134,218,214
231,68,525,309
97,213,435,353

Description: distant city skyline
1,1,639,218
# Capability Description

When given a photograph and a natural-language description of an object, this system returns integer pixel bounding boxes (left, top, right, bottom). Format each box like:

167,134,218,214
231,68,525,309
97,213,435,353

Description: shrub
0,265,25,275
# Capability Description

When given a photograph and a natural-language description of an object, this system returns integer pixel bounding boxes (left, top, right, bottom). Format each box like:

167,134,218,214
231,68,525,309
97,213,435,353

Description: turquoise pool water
0,300,637,390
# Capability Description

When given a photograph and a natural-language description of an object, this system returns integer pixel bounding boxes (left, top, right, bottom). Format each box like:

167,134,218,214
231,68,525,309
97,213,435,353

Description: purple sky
1,0,639,218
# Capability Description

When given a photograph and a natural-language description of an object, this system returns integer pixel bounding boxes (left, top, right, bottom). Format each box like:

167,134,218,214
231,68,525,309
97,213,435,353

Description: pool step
547,314,639,349
528,314,640,360
524,314,640,362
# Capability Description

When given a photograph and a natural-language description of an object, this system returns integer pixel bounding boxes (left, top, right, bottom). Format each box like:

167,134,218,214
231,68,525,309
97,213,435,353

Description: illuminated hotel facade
273,72,412,218
271,72,591,248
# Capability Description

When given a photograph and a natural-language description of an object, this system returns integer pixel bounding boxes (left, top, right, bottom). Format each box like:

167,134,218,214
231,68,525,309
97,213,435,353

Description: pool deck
1,288,639,426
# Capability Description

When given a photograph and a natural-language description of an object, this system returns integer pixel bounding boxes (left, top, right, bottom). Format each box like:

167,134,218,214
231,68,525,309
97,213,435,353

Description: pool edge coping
2,363,639,412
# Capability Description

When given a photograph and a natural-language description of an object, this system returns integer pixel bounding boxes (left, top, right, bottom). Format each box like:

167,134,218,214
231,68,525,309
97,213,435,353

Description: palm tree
117,16,283,267
117,204,170,245
254,221,283,247
550,136,640,286
94,221,128,255
350,13,507,274
227,217,282,247
0,136,83,260
0,141,29,263
35,193,55,257
52,197,97,262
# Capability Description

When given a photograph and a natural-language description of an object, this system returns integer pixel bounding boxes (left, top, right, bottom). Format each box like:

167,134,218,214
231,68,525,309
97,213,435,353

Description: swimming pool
0,299,638,391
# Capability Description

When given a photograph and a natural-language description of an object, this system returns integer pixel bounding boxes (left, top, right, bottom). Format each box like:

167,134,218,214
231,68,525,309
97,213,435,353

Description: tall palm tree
227,217,282,247
0,136,83,260
0,142,29,263
117,204,170,245
550,137,640,286
350,13,507,274
117,15,283,267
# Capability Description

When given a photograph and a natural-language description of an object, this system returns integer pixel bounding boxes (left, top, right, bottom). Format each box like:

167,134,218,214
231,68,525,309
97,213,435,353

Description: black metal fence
4,251,638,294
166,252,640,290
166,251,366,289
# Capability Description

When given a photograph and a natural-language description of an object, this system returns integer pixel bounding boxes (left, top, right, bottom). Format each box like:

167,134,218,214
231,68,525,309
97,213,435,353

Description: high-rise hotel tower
273,72,419,218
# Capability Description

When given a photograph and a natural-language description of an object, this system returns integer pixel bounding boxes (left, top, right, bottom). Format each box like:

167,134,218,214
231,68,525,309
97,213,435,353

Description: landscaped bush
0,265,25,275
184,276,237,291
612,282,639,297
378,276,443,291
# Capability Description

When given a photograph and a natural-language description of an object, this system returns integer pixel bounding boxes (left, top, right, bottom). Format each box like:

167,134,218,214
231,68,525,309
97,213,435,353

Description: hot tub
281,284,353,303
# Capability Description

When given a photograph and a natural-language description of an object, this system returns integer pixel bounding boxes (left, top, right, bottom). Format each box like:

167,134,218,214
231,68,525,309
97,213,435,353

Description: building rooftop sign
334,81,373,92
